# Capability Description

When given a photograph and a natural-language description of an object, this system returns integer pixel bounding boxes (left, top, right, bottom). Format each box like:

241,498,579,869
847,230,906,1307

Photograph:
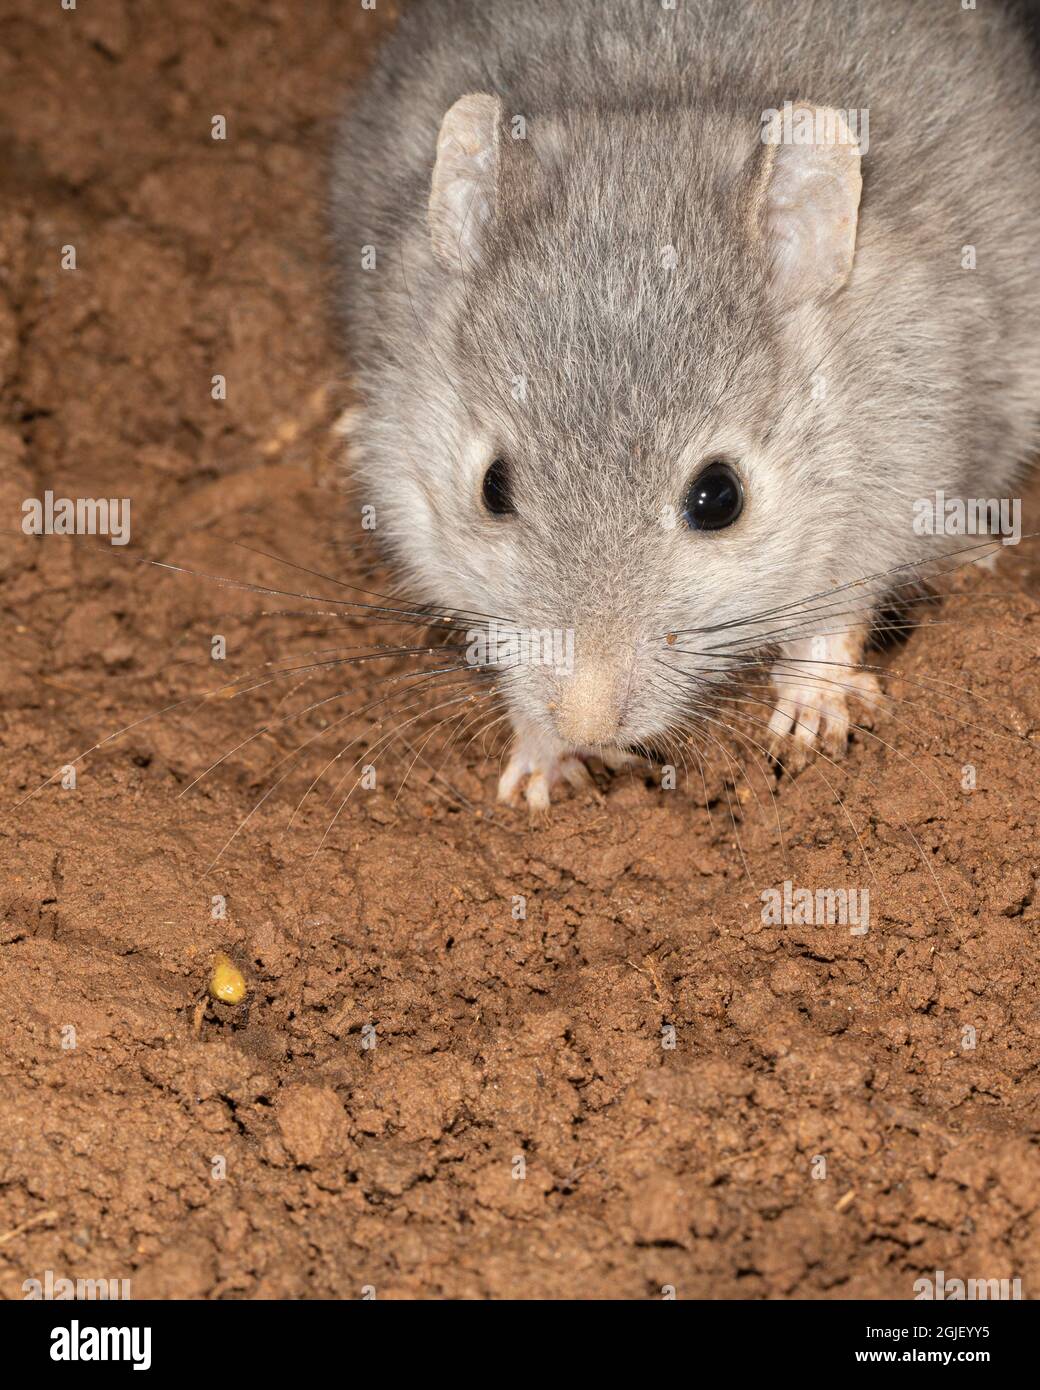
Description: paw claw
768,634,881,773
560,757,599,796
497,727,614,810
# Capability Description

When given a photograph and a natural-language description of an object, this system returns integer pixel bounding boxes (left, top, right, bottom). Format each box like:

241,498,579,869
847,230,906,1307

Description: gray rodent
332,0,1040,810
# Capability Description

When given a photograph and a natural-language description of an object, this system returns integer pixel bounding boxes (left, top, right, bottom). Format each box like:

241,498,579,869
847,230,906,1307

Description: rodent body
333,0,1040,807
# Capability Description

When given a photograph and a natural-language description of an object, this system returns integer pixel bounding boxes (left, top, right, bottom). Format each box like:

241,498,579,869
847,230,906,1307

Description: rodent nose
553,656,628,747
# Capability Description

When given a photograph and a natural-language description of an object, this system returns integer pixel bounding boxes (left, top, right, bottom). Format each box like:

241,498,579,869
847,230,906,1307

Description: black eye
482,457,514,515
682,460,744,530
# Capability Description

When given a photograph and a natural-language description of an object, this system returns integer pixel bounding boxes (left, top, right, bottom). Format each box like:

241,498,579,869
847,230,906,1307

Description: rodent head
363,94,865,754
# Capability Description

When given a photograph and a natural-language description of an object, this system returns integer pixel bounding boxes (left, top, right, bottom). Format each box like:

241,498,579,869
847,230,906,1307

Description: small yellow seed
209,952,247,1005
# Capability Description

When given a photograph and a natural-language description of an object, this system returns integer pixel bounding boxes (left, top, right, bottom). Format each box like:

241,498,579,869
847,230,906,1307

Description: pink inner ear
429,94,501,268
762,106,862,304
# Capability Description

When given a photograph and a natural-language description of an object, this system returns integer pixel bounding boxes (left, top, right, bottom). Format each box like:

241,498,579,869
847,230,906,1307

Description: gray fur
332,0,1040,759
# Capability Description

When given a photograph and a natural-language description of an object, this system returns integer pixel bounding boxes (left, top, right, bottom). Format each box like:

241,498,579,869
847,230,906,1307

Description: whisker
306,690,490,862
391,698,494,805
120,550,513,633
201,530,520,630
693,683,952,915
660,532,1025,644
203,680,493,872
393,730,483,815
178,659,487,798
653,661,787,860
293,669,511,828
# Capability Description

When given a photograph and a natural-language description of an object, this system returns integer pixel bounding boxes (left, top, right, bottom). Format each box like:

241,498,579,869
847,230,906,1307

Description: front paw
496,725,598,812
766,635,881,771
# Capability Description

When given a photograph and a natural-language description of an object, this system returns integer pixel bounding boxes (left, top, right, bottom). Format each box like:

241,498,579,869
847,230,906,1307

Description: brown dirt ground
2,0,1040,1301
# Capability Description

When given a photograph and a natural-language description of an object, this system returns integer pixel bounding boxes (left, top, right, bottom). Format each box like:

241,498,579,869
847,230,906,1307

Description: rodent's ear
757,103,863,305
429,93,502,269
